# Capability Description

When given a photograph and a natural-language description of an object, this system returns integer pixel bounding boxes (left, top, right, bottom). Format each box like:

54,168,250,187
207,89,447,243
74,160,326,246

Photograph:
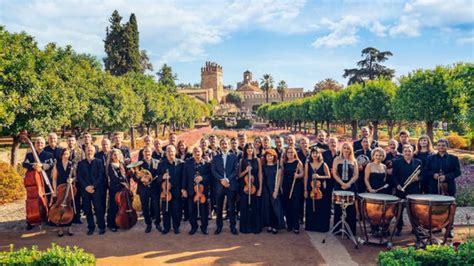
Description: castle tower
200,61,223,102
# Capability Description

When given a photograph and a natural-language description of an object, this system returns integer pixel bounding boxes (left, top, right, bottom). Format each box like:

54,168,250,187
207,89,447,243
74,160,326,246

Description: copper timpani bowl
332,190,355,205
358,193,400,226
406,194,455,230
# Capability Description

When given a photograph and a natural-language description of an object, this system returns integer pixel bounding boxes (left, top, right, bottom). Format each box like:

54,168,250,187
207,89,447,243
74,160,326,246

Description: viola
160,169,172,212
48,163,77,225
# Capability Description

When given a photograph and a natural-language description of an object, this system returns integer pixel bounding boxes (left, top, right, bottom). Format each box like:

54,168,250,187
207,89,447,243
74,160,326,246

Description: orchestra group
22,128,461,239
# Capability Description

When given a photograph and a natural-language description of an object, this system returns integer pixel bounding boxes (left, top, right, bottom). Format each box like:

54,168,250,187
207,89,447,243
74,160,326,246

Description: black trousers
162,196,181,231
216,189,236,229
107,189,119,228
72,184,82,223
139,190,161,226
188,197,209,229
81,190,105,230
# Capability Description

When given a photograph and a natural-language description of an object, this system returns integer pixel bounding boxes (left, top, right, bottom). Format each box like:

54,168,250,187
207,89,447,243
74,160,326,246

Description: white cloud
389,15,421,37
312,15,366,48
457,36,474,45
370,21,387,37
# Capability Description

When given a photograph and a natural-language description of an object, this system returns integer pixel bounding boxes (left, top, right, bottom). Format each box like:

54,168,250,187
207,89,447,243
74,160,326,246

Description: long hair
308,147,323,164
261,148,278,166
283,146,300,164
415,135,433,154
338,142,355,162
241,143,257,171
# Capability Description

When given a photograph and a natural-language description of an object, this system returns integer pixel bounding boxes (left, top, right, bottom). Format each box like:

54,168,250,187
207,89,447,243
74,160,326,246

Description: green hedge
0,244,95,265
236,119,252,128
210,119,226,128
378,241,474,266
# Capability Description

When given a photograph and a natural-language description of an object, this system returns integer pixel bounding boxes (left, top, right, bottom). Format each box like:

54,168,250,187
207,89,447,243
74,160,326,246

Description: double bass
115,163,138,230
20,130,54,225
48,163,77,225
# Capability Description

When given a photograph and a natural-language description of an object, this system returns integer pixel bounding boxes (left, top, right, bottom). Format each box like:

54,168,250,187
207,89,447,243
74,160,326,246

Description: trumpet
401,165,421,192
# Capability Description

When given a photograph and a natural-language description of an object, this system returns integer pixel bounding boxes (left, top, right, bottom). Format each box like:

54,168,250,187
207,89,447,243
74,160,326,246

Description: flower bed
457,159,474,207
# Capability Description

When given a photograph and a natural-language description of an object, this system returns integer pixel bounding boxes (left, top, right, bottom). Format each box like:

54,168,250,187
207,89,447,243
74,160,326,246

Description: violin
48,163,77,225
243,165,256,205
20,130,53,225
160,169,172,212
193,170,206,218
310,176,323,200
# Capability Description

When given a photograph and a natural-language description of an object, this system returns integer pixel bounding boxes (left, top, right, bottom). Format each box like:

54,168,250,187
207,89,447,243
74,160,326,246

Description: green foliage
0,161,25,204
377,241,474,266
260,74,274,103
0,244,96,265
156,64,177,92
226,91,244,107
276,80,288,101
352,79,396,122
333,84,360,123
308,90,336,123
313,78,343,93
343,47,395,85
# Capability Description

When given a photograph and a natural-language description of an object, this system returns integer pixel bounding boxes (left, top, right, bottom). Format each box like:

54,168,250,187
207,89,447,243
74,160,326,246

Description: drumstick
374,184,389,193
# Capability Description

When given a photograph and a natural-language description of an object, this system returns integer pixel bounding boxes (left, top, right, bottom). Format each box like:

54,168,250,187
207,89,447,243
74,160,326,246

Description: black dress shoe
73,220,83,225
67,231,74,236
156,225,163,232
201,227,208,235
189,227,197,235
231,228,238,235
99,229,105,235
26,223,33,231
162,229,169,235
272,228,278,234
110,227,118,232
214,227,222,235
145,225,152,233
58,232,64,237
174,228,180,234
395,228,402,236
293,229,299,234
87,229,94,236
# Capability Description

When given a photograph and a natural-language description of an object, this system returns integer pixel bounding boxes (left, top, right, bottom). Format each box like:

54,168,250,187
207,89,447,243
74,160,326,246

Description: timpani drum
406,194,456,246
358,193,401,247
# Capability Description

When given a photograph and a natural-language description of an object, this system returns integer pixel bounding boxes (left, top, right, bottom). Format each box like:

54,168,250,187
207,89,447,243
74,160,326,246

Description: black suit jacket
76,158,104,191
425,153,461,195
133,158,160,195
182,158,211,196
157,158,184,196
211,152,239,192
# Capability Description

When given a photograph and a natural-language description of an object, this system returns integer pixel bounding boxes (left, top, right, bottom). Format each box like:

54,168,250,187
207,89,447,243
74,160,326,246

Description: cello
115,163,138,230
20,130,54,226
48,163,77,225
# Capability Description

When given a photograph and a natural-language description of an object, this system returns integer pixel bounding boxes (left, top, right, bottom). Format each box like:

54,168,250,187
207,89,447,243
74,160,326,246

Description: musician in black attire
132,146,161,233
22,137,54,230
392,144,422,235
182,147,212,235
353,127,378,151
396,130,415,154
314,130,329,151
44,133,63,162
238,133,247,151
414,135,435,194
281,147,304,234
177,140,193,161
94,138,111,225
261,149,285,234
230,137,243,159
152,139,164,160
112,132,130,162
425,139,461,197
76,145,105,235
274,136,285,160
355,137,372,193
211,138,239,235
106,149,129,232
297,137,310,224
51,148,74,236
66,135,84,224
157,145,184,234
81,132,99,154
138,135,154,161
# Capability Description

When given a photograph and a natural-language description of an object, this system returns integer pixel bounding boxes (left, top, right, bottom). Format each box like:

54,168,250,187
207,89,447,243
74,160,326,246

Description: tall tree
156,64,178,92
260,74,274,103
123,13,141,73
140,50,153,72
309,90,336,134
277,80,288,101
333,84,360,139
343,47,395,85
313,78,343,93
104,10,127,76
225,91,244,108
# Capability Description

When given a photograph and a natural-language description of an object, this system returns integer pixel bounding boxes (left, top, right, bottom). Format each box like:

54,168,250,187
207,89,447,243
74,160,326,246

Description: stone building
178,62,305,110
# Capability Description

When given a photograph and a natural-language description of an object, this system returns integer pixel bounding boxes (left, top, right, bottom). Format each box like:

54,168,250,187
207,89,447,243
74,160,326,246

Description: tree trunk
304,121,307,134
326,120,330,136
10,135,20,166
146,125,151,136
396,121,402,135
426,121,434,142
372,120,379,141
162,124,167,136
130,126,135,149
155,124,159,138
387,120,394,139
298,121,302,132
314,121,318,135
351,120,358,140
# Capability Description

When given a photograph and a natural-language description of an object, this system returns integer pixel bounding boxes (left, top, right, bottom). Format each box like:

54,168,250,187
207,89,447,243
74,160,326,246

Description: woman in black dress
304,147,332,232
364,147,388,194
238,143,263,234
177,140,192,161
261,149,285,234
414,135,434,194
332,142,359,235
355,137,372,193
51,148,74,237
253,137,263,158
107,149,129,232
281,147,304,234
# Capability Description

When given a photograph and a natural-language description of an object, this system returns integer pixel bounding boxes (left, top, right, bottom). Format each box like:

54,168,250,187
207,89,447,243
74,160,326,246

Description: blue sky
1,0,473,90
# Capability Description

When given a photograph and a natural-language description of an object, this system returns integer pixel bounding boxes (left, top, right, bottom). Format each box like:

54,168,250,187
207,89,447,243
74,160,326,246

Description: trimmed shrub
446,132,468,149
0,162,26,204
0,244,96,265
378,241,474,266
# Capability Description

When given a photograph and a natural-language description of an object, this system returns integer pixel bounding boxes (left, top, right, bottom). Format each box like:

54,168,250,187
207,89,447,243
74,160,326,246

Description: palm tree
343,47,395,85
260,74,274,103
277,80,288,102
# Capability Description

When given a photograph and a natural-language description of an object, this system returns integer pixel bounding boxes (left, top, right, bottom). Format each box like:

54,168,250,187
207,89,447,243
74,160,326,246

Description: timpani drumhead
333,190,355,196
407,194,455,203
359,193,399,202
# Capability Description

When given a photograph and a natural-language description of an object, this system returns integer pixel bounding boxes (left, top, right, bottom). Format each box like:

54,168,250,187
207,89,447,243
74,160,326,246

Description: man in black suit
426,139,461,196
314,130,329,151
77,145,105,235
112,132,130,162
81,132,99,154
182,147,212,235
44,132,63,162
211,138,239,235
157,145,184,234
353,126,378,151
